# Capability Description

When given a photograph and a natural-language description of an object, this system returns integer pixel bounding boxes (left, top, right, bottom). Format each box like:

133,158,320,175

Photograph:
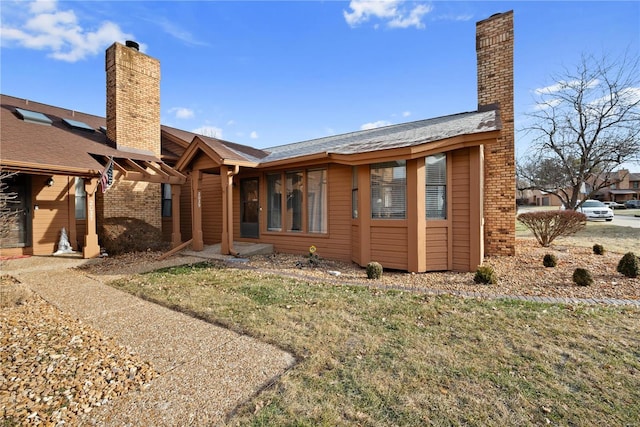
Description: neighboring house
528,190,564,207
1,11,516,273
592,169,640,203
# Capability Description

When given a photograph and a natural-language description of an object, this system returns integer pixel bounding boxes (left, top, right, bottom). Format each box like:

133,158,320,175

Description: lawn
110,263,640,426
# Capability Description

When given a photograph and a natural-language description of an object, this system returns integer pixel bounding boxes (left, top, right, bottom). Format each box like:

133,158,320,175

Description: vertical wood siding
179,177,192,241
451,149,471,271
202,173,222,244
31,175,73,255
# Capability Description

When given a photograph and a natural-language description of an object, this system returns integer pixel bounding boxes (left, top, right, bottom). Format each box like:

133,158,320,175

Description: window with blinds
371,161,406,219
307,169,327,233
426,154,446,219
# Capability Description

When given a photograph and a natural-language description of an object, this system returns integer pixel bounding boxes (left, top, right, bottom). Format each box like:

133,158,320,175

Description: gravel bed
0,280,156,425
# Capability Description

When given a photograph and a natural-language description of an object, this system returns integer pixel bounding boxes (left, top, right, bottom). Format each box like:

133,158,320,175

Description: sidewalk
2,256,295,426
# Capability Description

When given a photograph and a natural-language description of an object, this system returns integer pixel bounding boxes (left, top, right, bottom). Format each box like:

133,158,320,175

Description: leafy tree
518,53,640,209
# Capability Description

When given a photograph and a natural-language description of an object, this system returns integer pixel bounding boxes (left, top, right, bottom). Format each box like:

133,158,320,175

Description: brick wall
476,11,516,256
103,42,161,229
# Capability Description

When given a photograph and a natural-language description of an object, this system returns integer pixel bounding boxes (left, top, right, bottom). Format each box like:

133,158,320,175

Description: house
591,169,640,203
1,11,516,273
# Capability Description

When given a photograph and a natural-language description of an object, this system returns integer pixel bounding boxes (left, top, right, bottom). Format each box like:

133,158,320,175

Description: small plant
517,211,587,247
474,265,497,285
307,245,320,267
543,254,557,268
572,268,593,286
617,252,639,278
592,244,605,255
366,261,383,279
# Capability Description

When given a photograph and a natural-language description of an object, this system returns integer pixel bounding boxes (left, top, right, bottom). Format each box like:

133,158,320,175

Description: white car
576,200,614,221
603,201,626,209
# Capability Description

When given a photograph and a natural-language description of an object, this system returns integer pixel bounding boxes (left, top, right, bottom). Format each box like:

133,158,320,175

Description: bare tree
0,171,20,240
518,52,640,209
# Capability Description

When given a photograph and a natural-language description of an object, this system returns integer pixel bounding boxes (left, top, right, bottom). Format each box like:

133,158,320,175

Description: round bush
617,252,639,278
592,244,605,255
543,254,557,268
572,268,593,286
474,265,497,285
366,262,383,280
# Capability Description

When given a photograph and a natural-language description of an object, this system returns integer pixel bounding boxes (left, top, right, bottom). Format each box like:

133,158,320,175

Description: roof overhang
93,154,186,184
175,136,259,172
0,160,99,177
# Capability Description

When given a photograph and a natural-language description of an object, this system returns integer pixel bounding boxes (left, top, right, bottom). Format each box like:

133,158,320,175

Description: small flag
100,157,114,193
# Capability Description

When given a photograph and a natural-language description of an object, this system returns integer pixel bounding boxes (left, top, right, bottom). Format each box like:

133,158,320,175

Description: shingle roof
260,110,500,163
2,94,501,174
629,173,640,181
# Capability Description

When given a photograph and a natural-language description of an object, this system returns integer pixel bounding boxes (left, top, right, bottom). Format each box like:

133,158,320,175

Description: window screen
286,171,303,231
267,173,282,231
161,184,172,217
75,178,86,219
307,169,327,233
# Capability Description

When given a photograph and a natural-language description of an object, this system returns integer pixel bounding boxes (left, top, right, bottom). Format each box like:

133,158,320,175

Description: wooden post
407,158,426,272
191,170,204,251
220,166,230,255
469,145,485,270
83,178,100,258
357,165,371,266
171,184,182,247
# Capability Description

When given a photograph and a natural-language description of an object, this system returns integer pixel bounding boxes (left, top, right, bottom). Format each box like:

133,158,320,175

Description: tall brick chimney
100,41,162,230
106,41,161,157
476,11,515,256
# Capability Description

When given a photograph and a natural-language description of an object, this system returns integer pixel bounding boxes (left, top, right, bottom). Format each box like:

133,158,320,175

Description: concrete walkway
2,256,295,426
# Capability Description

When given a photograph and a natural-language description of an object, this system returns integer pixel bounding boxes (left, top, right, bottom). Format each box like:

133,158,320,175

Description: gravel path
1,256,295,426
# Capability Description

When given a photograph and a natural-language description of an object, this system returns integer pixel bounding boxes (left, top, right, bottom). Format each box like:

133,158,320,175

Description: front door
240,178,259,238
1,173,31,248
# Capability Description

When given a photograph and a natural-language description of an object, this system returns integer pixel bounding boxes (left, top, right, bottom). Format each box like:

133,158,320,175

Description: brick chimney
105,41,161,157
100,41,162,230
476,11,515,256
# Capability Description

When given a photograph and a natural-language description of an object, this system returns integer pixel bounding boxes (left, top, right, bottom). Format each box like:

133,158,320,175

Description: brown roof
1,95,162,176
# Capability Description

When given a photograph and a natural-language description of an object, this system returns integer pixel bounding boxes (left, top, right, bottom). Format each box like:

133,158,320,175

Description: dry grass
110,263,640,426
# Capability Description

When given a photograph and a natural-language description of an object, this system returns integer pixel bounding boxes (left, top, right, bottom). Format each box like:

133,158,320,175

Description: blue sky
1,0,639,164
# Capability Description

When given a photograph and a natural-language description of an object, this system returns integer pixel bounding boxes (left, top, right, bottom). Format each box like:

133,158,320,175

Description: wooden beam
158,239,193,261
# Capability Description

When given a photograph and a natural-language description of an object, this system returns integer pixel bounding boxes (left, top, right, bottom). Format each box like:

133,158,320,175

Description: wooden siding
241,164,353,261
351,224,360,265
370,222,408,270
425,225,448,271
451,149,471,271
202,173,222,244
179,177,192,241
31,175,74,255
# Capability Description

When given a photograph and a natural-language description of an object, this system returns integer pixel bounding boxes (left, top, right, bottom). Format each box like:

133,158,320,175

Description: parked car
576,200,614,221
603,201,626,209
625,200,640,209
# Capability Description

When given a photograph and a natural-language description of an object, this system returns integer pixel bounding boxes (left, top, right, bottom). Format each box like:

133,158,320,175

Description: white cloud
168,107,194,119
534,79,600,95
227,120,236,126
0,0,136,62
344,0,431,29
361,120,392,130
154,17,209,47
402,111,411,117
193,126,223,139
532,98,562,111
250,131,259,139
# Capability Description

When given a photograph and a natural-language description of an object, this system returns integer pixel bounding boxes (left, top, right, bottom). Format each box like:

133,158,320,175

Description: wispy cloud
250,131,259,139
344,0,432,29
402,111,411,117
534,79,600,95
168,107,194,119
0,0,137,62
193,125,223,139
154,17,209,47
361,120,392,130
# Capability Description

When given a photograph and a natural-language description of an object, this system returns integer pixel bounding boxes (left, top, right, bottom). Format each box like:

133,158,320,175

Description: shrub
592,244,605,255
99,217,167,255
617,252,639,278
366,262,383,279
572,268,593,286
543,254,557,268
474,265,497,285
517,211,587,247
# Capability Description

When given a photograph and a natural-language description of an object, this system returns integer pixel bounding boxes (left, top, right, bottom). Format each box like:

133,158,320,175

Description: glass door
240,178,259,238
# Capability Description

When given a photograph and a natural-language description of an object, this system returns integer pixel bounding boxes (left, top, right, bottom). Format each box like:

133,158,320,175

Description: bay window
371,161,406,219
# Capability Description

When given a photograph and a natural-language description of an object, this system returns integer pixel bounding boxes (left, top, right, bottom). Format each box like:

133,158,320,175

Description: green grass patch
110,266,640,426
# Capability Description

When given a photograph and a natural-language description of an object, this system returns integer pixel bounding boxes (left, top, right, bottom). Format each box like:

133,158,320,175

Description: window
267,173,282,231
267,168,328,233
161,184,172,217
352,167,358,219
633,182,639,189
286,171,304,232
371,161,406,219
307,169,327,233
426,154,446,219
75,178,86,219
